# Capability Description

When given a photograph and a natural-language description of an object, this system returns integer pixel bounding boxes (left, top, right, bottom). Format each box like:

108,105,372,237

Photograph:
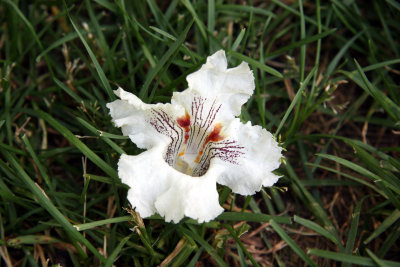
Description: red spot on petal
177,112,191,129
177,112,191,143
204,123,224,146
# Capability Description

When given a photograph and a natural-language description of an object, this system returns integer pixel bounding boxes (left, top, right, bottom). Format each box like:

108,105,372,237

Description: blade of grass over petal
270,219,318,267
2,151,106,263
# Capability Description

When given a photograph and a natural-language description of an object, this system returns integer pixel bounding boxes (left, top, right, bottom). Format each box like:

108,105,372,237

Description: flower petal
107,51,283,224
118,147,170,218
214,119,282,195
178,50,254,121
155,167,223,223
118,146,223,223
107,88,184,149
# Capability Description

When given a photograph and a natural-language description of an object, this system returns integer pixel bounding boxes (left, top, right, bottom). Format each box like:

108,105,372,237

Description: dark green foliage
0,0,399,265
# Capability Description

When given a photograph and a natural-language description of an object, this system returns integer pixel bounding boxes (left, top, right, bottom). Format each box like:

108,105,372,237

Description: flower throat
149,96,244,177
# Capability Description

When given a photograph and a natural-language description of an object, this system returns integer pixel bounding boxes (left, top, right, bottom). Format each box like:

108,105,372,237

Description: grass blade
216,212,291,224
105,235,132,267
74,216,131,231
294,215,342,247
364,209,400,245
36,110,117,179
270,219,318,267
317,153,400,195
366,248,389,267
2,151,105,263
21,135,52,189
275,65,317,136
180,226,228,267
223,224,260,267
308,249,399,267
139,20,194,101
267,28,336,58
343,196,368,267
354,60,400,121
75,117,125,155
63,0,114,100
229,51,283,78
180,0,207,41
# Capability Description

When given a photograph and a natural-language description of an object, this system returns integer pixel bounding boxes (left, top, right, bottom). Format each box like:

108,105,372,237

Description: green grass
1,0,400,266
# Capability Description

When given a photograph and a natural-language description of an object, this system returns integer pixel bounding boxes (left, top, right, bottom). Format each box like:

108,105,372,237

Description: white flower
106,50,282,223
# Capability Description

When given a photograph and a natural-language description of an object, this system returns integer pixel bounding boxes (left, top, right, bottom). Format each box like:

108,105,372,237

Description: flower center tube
174,113,224,177
149,97,244,177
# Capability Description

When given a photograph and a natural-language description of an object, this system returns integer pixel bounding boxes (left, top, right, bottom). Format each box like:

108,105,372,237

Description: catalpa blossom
107,50,282,223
